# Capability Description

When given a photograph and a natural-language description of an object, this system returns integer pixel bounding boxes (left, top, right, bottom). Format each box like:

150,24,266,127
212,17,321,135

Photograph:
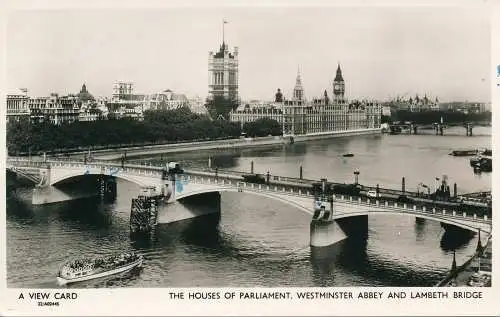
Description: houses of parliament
228,62,382,136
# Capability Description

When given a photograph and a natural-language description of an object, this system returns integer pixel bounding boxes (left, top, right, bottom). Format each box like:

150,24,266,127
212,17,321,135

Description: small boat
342,153,354,157
56,252,143,286
470,155,492,172
449,149,478,156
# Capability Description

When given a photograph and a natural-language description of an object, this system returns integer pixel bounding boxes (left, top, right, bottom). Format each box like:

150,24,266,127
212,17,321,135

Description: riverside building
6,89,30,122
229,65,382,136
108,82,196,119
27,93,81,125
7,84,106,124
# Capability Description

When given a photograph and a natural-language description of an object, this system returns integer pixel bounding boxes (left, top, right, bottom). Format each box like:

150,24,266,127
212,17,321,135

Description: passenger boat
56,252,143,286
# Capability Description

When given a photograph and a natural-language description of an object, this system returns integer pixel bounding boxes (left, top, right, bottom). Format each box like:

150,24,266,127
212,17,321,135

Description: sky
6,6,492,102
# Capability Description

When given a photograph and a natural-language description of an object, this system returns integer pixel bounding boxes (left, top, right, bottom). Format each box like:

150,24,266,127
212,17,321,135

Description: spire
295,66,303,88
293,66,304,101
334,63,344,82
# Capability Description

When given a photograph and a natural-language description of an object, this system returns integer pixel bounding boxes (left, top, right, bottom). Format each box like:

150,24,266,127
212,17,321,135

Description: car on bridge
396,195,414,203
242,174,267,184
332,184,362,196
366,190,381,198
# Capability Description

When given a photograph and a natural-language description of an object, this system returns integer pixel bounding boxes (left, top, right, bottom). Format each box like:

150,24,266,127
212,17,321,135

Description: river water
6,126,492,287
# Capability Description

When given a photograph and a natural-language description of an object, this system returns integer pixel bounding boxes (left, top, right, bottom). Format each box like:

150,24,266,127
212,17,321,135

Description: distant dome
78,83,95,102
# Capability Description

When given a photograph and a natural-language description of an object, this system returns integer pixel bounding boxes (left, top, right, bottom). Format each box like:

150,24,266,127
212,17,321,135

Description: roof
213,43,235,59
334,64,344,82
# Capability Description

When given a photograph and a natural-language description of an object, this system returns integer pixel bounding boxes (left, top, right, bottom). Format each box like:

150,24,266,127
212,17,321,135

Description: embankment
82,128,382,160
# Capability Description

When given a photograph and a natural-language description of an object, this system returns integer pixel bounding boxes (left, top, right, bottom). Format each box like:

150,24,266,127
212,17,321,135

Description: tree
243,118,282,137
205,96,238,120
6,107,245,155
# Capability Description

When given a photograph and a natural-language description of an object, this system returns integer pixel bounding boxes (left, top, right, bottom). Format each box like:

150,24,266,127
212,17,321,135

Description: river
6,126,492,287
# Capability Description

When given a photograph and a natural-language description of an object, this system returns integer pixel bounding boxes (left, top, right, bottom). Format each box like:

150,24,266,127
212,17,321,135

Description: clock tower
333,63,345,101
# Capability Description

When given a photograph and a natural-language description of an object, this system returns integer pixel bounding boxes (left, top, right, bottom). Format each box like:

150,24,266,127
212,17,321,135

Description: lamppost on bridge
353,169,360,185
476,228,483,252
451,249,457,272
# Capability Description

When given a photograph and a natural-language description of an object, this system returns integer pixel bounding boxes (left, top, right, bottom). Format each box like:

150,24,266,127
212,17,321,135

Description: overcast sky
6,6,491,102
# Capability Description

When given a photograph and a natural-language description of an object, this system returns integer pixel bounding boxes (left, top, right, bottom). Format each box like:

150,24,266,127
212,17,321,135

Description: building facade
112,82,134,102
6,84,106,125
148,89,190,110
230,102,284,129
208,42,239,102
6,91,30,122
229,65,382,135
27,93,81,125
108,82,147,119
390,94,439,112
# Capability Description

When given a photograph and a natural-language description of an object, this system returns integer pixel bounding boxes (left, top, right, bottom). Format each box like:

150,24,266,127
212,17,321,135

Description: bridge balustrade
7,159,492,223
11,158,491,202
231,177,489,222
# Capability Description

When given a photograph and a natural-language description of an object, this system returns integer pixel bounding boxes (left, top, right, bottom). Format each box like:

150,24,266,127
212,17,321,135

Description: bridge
390,122,475,136
7,157,492,247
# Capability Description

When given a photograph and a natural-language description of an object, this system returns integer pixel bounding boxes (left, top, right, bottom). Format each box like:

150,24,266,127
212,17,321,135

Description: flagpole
222,19,228,47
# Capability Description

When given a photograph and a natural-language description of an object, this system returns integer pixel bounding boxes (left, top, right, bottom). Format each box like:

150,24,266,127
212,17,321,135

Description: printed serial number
38,301,60,306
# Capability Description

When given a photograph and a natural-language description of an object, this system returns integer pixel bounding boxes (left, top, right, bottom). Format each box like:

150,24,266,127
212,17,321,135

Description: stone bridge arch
331,209,491,234
49,165,164,189
176,187,314,216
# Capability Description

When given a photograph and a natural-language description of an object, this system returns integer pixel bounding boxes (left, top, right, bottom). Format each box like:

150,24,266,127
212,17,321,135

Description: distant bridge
7,158,492,247
389,122,475,136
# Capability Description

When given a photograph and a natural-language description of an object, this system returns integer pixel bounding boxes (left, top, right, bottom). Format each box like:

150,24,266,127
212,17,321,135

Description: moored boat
470,155,492,172
56,252,143,286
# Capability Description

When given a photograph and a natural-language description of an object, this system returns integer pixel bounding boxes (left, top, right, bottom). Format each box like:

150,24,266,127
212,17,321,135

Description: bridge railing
7,158,492,228
7,158,492,204
184,173,491,226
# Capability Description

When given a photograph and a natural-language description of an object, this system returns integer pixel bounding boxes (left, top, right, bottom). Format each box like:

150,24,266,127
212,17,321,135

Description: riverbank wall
291,128,381,142
80,128,382,161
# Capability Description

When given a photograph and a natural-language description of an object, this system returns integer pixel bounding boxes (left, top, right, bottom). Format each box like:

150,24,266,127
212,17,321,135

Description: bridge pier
310,215,368,247
465,124,473,136
310,220,347,247
435,124,444,136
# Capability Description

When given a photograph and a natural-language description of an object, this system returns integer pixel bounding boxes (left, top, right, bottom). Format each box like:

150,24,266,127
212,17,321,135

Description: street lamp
353,169,360,185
